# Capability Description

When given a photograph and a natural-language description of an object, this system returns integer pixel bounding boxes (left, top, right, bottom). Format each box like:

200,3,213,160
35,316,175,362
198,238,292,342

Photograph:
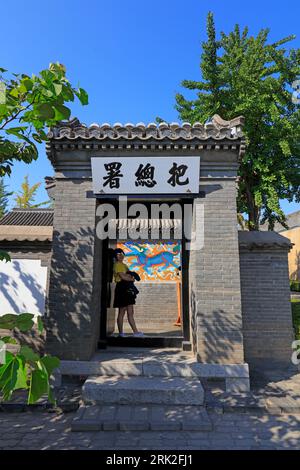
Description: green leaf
28,368,48,404
0,337,17,345
15,356,29,390
16,313,35,332
76,87,88,105
41,87,53,98
32,133,42,143
40,355,60,378
53,83,62,96
37,129,48,140
0,251,11,263
9,88,19,98
37,316,44,334
0,354,20,400
40,69,54,83
0,104,7,117
18,83,27,94
22,79,33,91
0,350,14,368
26,355,60,405
35,103,55,120
61,85,74,101
0,314,19,330
6,126,28,133
53,104,71,120
19,345,39,362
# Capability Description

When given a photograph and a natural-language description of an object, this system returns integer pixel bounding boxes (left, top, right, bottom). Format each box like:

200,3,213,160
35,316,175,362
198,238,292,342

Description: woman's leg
126,305,139,334
117,307,126,333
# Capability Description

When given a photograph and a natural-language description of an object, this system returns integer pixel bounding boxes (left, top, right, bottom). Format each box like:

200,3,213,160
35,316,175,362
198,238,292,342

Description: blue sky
2,0,300,214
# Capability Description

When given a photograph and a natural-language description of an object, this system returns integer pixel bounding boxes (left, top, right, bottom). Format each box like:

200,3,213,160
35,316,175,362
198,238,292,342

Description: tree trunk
245,183,260,230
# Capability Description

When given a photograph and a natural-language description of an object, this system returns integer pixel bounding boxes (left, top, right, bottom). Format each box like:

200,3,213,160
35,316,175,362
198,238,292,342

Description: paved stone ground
0,409,300,450
0,366,299,450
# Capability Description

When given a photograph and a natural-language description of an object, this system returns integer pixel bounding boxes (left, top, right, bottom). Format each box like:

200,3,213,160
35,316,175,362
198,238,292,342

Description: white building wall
0,259,47,317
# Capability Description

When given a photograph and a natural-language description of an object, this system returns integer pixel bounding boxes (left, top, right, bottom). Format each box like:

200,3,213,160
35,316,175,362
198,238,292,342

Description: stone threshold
56,349,250,393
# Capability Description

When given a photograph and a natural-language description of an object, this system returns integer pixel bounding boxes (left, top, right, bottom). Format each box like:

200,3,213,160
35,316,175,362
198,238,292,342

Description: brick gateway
41,115,295,389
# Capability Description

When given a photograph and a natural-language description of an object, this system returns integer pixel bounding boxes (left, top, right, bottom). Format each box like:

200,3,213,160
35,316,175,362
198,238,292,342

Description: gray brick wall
45,179,101,360
190,180,245,364
239,236,294,366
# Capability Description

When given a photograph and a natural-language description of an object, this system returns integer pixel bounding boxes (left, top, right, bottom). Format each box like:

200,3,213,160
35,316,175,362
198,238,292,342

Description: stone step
60,357,249,379
72,404,212,432
82,375,205,405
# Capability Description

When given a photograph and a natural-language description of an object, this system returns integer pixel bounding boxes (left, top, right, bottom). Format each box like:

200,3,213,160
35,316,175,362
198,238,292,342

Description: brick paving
0,409,300,450
0,366,299,450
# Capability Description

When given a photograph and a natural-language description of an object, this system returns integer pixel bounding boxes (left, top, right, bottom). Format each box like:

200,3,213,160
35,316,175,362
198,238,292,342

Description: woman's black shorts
113,280,136,308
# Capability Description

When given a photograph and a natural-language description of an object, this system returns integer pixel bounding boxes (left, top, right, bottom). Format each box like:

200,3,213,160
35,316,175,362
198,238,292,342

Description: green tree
14,175,49,208
0,178,12,218
0,62,88,403
174,12,300,230
0,62,88,178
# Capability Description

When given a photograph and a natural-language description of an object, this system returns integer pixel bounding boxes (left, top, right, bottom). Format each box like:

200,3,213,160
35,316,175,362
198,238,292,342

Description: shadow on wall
202,308,243,364
0,260,47,353
191,282,243,364
0,260,46,314
45,227,100,359
0,272,20,313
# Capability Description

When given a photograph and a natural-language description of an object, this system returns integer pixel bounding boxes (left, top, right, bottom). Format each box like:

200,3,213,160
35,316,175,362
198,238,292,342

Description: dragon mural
117,241,181,281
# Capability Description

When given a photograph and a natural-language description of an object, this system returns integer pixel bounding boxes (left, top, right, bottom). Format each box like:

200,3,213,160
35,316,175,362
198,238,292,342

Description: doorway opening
98,198,191,348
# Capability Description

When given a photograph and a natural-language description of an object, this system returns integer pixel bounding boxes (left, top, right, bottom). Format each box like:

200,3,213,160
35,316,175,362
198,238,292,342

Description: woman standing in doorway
113,248,144,337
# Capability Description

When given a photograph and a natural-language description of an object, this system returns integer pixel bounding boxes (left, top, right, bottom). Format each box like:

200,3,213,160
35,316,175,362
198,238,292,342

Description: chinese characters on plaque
91,157,200,194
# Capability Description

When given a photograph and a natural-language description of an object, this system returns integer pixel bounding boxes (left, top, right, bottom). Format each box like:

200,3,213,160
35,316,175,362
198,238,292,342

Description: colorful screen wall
117,240,182,282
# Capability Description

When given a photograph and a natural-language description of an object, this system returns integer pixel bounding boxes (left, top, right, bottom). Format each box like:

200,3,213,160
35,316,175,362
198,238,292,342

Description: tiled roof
278,210,300,232
47,115,245,142
0,225,53,242
0,209,53,242
238,231,293,249
0,208,53,226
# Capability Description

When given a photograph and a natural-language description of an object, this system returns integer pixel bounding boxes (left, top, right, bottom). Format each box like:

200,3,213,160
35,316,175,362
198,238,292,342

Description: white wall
0,259,47,317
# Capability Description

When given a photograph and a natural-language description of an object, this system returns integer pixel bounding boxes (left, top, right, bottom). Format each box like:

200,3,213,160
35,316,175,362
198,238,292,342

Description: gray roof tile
0,208,53,226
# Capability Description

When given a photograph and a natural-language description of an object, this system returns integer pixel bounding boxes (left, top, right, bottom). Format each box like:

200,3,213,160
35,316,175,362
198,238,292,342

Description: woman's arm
119,272,135,281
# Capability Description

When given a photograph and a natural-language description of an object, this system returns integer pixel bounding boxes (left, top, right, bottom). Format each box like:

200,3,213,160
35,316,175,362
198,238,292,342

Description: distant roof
0,209,53,242
260,210,300,232
278,210,300,232
0,208,53,226
239,231,292,249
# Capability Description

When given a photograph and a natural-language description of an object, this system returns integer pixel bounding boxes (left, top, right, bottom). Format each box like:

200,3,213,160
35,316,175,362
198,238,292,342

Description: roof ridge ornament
212,114,245,133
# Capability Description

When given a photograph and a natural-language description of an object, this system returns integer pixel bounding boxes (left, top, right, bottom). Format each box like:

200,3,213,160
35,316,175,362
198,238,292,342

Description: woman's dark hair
113,248,125,259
